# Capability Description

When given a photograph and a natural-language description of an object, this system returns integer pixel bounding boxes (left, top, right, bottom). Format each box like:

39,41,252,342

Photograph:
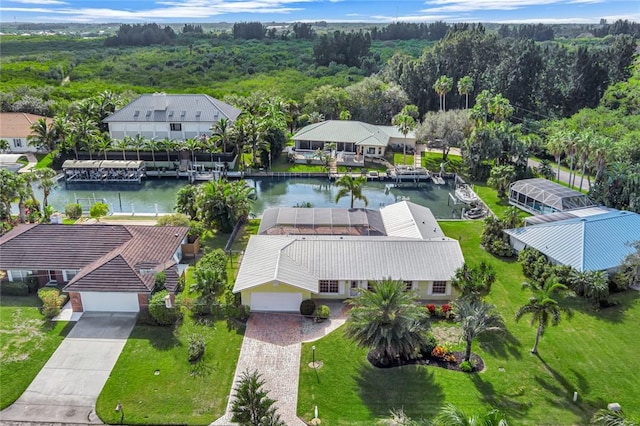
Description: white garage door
250,292,302,312
81,292,140,312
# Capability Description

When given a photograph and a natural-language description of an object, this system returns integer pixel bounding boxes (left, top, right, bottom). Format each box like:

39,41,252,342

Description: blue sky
0,0,638,24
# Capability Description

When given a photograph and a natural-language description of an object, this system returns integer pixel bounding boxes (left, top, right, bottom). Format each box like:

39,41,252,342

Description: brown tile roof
0,223,189,293
0,113,53,139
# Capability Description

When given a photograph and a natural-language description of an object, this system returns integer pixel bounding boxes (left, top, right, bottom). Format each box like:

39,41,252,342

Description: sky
0,0,638,24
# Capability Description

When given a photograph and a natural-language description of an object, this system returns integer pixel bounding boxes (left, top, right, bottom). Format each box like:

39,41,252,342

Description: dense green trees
196,179,255,232
313,31,371,67
105,23,176,47
345,279,431,365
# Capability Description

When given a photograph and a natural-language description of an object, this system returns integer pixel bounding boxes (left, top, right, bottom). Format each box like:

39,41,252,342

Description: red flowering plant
425,304,437,316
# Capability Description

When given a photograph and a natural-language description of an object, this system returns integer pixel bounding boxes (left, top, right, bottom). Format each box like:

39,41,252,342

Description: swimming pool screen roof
509,178,594,212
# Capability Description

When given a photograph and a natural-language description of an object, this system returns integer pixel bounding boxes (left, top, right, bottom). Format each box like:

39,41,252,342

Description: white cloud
370,14,455,23
421,0,561,13
9,0,67,4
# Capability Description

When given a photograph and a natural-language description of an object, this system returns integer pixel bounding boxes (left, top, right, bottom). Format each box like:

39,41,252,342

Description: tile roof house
234,201,464,312
292,120,416,158
0,112,53,153
505,210,640,273
0,224,189,312
103,93,241,142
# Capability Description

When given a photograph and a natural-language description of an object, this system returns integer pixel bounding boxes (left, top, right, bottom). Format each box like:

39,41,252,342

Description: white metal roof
292,120,415,146
380,201,444,240
506,210,640,272
234,235,464,293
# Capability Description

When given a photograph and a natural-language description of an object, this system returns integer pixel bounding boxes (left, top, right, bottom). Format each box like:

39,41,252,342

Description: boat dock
63,160,146,184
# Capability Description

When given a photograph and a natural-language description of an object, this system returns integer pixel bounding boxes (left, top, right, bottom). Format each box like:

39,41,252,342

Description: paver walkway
212,301,349,426
0,313,136,424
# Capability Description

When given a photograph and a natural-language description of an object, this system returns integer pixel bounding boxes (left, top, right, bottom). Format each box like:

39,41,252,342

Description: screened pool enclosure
509,178,595,215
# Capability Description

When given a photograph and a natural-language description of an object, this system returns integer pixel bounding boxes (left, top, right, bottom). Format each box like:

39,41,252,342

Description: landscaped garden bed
367,349,485,373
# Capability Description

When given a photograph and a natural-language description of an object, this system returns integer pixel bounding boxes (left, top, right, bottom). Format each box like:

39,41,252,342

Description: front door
349,281,359,297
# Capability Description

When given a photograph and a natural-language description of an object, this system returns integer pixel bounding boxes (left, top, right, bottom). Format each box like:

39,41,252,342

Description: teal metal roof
505,210,640,272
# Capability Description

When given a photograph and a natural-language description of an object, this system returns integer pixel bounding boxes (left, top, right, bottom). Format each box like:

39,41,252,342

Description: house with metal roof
508,178,595,215
103,93,241,142
0,223,189,313
234,201,463,312
292,120,416,158
0,112,53,153
505,210,640,273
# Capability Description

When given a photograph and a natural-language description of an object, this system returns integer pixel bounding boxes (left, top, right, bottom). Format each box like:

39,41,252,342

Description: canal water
39,177,466,219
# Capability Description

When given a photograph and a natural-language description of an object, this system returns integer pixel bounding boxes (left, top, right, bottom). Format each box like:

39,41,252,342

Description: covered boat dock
63,160,146,184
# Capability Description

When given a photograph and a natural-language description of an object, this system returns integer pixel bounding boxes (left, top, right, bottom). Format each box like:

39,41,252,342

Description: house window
8,269,32,282
367,281,374,291
350,281,358,289
367,147,375,154
404,280,413,292
170,123,182,131
432,281,447,294
319,280,339,293
62,269,79,282
13,138,22,148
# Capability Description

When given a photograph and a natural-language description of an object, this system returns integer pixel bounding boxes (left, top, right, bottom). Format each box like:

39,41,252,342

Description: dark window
319,280,339,293
404,280,413,291
432,281,447,294
170,123,182,131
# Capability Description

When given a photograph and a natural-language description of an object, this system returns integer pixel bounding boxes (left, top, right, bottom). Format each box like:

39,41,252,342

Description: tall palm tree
433,403,510,426
569,269,609,305
0,169,21,218
34,168,58,210
345,279,430,365
114,139,129,160
576,130,594,191
231,370,284,426
515,278,572,354
130,134,146,161
16,172,37,223
392,113,416,165
183,138,201,164
545,132,565,182
454,299,505,362
433,75,453,112
562,130,578,189
144,138,160,170
334,175,368,209
210,118,232,154
69,116,100,158
457,76,474,109
96,137,111,160
591,135,613,183
160,137,177,164
28,118,57,152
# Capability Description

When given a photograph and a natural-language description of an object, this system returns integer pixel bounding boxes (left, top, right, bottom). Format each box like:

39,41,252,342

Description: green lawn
96,316,244,425
34,153,53,170
297,221,640,425
421,152,464,175
0,295,71,409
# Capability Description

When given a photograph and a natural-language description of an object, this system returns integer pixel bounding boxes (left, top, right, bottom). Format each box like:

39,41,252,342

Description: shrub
26,275,39,293
441,304,452,314
300,299,316,316
148,290,182,326
315,304,330,321
37,287,66,319
421,333,438,354
65,203,82,220
188,334,206,362
460,360,474,372
157,213,190,227
431,345,448,360
1,281,29,296
154,271,166,293
435,306,443,317
425,304,436,316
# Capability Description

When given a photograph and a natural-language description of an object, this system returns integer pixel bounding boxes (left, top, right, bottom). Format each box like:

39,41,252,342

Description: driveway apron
0,312,136,424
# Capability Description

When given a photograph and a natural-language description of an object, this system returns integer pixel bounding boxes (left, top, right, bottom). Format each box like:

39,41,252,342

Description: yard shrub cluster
425,303,453,319
315,304,330,321
481,208,522,257
37,287,68,319
187,334,206,362
431,345,456,363
64,203,82,220
148,290,182,325
1,281,29,296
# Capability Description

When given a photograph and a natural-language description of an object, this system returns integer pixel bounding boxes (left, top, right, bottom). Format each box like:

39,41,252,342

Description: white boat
455,184,479,204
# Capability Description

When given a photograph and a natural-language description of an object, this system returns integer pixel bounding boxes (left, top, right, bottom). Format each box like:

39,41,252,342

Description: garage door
80,292,140,312
250,292,302,312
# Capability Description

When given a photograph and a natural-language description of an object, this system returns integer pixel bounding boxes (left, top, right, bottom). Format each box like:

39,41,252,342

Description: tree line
104,23,176,47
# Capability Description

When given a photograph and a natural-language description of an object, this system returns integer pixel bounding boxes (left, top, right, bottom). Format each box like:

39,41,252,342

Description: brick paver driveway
213,313,306,426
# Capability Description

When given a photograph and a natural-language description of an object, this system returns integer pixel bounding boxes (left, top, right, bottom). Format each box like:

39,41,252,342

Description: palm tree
576,130,594,191
144,138,160,170
28,118,57,152
231,370,285,426
345,279,430,365
433,403,510,426
545,132,565,182
591,135,613,183
515,278,572,354
113,139,129,160
454,299,505,362
130,134,146,161
175,184,199,219
334,175,368,209
591,408,638,426
562,130,578,189
196,179,255,232
96,137,111,160
433,75,453,112
451,262,496,301
0,169,21,218
392,113,416,165
487,164,517,198
210,118,232,154
457,76,474,109
160,137,177,164
69,116,99,158
35,168,58,210
569,269,610,305
16,172,36,223
183,138,202,165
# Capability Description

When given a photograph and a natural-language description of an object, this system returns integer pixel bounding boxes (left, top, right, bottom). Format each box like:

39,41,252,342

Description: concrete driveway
0,312,136,424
